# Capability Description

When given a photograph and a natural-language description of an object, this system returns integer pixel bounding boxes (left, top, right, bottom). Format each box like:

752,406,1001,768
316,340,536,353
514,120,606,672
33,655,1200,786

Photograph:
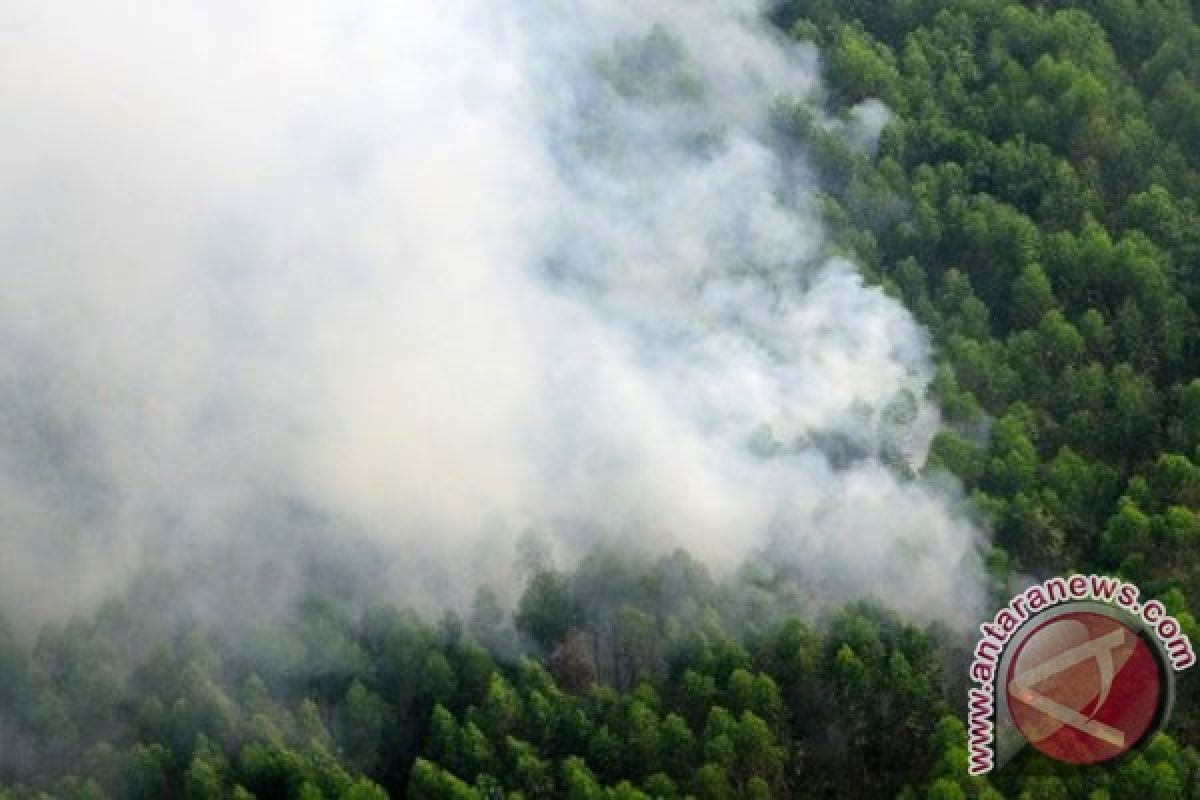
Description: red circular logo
1006,611,1164,764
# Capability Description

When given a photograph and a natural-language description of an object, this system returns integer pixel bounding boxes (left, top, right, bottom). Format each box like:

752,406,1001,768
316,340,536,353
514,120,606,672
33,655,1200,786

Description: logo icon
967,575,1192,774
1005,610,1165,764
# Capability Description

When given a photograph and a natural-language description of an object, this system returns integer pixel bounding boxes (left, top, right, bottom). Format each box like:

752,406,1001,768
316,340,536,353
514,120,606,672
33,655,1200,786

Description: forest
4,0,1200,797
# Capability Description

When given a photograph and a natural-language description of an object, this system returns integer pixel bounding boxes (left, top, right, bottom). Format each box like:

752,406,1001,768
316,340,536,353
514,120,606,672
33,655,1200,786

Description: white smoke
0,0,983,628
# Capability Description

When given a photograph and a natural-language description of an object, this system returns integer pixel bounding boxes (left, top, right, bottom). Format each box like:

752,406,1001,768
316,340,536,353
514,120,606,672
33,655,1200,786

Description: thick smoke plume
0,0,983,630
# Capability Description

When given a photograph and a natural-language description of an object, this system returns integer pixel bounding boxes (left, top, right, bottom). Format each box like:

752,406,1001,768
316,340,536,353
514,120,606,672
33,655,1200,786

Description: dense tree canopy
4,0,1200,797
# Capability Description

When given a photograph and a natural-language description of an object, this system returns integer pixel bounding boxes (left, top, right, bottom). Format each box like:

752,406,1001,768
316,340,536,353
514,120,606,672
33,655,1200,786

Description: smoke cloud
0,0,983,630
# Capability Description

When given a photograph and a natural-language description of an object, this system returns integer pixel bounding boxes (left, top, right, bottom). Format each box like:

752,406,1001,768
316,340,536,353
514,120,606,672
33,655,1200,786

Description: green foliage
515,570,579,651
783,1,1200,794
4,1,1200,798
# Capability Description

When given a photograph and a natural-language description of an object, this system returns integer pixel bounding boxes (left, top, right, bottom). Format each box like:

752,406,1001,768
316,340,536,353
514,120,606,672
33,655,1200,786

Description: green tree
516,571,579,651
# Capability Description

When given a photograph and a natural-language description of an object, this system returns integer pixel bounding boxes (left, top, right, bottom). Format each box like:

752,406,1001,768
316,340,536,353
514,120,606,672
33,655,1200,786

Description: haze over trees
2,0,1200,798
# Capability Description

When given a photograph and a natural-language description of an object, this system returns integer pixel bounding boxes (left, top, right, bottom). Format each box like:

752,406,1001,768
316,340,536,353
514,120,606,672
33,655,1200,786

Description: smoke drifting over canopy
0,1,983,627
